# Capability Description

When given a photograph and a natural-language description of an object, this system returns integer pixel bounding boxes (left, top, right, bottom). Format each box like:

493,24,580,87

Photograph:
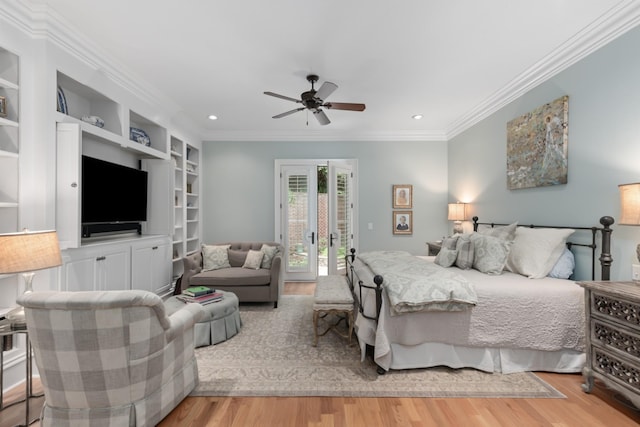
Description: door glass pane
335,169,350,272
287,173,309,272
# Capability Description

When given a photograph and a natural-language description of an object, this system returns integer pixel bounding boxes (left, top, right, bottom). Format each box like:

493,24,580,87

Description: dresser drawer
592,317,640,364
591,345,640,395
591,291,640,331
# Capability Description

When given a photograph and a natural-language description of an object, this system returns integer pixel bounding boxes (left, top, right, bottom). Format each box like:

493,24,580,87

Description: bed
347,216,614,374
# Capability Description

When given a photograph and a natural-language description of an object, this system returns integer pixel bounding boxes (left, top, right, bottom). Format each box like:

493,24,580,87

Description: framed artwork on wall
393,211,412,235
392,184,412,208
506,95,569,190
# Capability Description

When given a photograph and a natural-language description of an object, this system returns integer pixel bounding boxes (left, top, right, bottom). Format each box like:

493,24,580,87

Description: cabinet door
56,123,82,249
131,239,171,294
100,249,131,291
61,255,97,291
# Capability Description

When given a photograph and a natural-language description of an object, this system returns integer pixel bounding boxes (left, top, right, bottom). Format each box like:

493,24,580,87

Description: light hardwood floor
3,282,640,426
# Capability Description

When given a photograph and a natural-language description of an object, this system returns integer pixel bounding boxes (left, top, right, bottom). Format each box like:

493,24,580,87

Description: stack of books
177,286,223,305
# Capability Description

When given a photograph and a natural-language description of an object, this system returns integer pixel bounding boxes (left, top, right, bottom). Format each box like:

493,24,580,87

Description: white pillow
202,244,231,271
260,244,279,269
243,249,265,269
505,227,574,279
547,247,575,279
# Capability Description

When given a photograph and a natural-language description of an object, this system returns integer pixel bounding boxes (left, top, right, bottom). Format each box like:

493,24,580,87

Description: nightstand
426,241,442,256
578,281,640,409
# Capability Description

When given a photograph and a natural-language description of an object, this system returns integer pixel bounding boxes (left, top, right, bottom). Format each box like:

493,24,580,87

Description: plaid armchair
18,290,205,427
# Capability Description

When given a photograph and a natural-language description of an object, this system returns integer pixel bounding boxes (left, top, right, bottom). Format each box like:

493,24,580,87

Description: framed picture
392,184,412,208
507,95,569,190
393,211,412,235
0,96,6,118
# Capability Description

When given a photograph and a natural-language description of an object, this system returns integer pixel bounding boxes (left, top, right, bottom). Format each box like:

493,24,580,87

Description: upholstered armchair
17,290,205,427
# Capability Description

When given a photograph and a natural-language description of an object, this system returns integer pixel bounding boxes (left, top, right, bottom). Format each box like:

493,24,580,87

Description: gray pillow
455,234,474,270
547,247,575,279
441,235,459,250
478,222,517,242
434,248,458,268
470,233,510,275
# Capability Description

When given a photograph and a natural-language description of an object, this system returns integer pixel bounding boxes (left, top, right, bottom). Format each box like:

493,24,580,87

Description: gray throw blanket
358,251,477,316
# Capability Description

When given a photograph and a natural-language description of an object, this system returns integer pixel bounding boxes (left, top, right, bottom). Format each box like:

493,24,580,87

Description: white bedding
352,256,586,373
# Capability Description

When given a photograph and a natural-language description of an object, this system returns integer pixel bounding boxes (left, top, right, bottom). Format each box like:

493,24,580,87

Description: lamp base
452,221,463,235
6,271,34,329
633,264,640,282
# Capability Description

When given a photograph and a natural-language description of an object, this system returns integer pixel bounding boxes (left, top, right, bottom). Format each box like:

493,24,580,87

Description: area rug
192,295,565,398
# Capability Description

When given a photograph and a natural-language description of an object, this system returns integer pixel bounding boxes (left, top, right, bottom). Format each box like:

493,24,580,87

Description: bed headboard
472,216,614,281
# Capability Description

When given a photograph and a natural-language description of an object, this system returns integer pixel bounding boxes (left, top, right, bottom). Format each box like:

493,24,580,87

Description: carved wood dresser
578,281,640,409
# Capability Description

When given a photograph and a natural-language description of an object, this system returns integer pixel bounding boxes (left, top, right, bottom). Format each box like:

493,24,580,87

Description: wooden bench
313,275,355,346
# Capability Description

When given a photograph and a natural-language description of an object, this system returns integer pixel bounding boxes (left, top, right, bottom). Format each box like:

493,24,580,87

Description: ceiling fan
264,74,366,125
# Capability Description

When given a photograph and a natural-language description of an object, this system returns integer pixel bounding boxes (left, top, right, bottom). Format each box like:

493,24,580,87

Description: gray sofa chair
17,290,205,427
181,242,283,308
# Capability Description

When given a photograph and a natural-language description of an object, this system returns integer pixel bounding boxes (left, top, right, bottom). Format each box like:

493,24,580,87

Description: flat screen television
81,156,148,232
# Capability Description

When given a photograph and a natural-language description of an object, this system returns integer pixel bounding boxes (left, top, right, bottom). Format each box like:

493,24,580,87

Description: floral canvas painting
506,95,569,190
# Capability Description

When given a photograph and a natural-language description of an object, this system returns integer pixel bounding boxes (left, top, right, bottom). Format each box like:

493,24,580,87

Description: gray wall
201,140,449,255
448,25,640,281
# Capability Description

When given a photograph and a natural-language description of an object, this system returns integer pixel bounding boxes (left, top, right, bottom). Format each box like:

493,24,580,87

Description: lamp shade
0,230,62,274
619,183,640,225
447,203,467,222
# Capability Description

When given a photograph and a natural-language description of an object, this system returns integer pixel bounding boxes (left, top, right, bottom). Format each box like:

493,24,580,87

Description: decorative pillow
477,222,517,242
547,247,575,279
228,249,247,267
243,249,265,270
455,234,474,270
470,234,511,275
260,244,279,269
201,244,231,271
434,248,458,267
441,235,459,250
505,227,575,279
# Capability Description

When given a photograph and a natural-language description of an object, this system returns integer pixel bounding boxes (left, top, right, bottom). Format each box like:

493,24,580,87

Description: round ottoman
165,290,242,347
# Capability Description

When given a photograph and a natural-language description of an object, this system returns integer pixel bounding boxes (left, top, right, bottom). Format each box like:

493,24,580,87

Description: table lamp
618,183,640,280
447,202,467,235
0,229,62,328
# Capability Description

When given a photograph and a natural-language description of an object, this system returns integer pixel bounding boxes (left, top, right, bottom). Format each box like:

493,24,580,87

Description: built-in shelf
0,46,19,235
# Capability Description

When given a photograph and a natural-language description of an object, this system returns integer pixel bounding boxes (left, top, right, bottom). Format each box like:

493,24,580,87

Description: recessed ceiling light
208,115,218,120
412,114,423,120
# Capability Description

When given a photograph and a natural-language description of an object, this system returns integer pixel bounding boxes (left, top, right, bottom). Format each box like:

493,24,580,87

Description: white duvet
352,256,585,371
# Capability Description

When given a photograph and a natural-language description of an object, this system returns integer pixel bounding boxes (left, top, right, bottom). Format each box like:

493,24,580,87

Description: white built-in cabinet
54,71,199,295
60,243,131,292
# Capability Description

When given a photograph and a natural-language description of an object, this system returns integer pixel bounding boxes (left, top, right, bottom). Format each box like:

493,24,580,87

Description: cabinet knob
152,246,158,250
96,256,106,261
71,182,78,188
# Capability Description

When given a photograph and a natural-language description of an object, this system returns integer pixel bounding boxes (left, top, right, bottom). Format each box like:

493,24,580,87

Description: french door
276,160,356,281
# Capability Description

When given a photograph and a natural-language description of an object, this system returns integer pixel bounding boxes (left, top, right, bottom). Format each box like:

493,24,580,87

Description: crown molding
1,1,205,137
446,0,640,140
202,129,447,143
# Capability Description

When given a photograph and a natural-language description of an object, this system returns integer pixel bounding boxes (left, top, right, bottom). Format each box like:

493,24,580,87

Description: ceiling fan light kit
264,74,365,125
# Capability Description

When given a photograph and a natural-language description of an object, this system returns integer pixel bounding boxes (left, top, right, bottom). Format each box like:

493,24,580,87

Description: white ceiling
22,1,640,141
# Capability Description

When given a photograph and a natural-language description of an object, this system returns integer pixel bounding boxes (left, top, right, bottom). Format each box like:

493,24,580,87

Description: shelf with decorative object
57,71,122,136
129,110,168,157
578,280,640,409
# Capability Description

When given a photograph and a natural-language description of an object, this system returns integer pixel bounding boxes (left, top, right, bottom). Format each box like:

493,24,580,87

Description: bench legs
312,308,354,347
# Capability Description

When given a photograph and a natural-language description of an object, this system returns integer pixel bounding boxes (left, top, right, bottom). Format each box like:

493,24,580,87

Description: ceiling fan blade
315,81,338,101
272,108,305,119
324,102,366,111
313,109,330,126
264,91,301,103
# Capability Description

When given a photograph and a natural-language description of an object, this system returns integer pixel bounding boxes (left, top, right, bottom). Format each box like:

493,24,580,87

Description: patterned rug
192,295,565,398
